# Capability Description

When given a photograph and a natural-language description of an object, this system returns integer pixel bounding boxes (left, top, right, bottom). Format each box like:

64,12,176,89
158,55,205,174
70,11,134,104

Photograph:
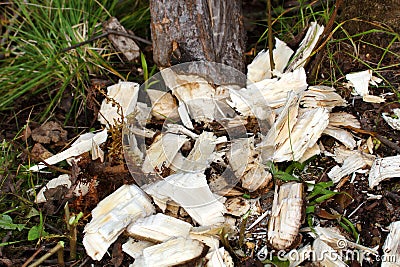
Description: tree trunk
150,0,245,72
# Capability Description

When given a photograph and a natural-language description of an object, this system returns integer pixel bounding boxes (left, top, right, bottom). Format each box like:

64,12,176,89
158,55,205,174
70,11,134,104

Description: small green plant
27,210,48,241
305,181,359,240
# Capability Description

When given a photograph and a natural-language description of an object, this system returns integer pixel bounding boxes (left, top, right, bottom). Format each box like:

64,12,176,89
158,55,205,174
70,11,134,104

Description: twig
62,30,152,52
308,0,344,80
0,231,12,257
267,0,275,74
21,246,45,267
28,241,64,267
345,126,400,153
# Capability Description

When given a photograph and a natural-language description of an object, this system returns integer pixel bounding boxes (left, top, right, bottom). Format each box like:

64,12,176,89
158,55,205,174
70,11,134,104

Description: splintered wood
83,185,155,261
61,20,398,266
268,182,304,250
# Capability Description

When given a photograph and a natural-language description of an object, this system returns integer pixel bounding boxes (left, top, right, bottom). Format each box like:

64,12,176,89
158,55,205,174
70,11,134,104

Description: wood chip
228,137,272,191
29,129,108,171
83,184,155,261
323,125,357,149
141,133,188,174
126,213,192,243
224,197,251,217
146,89,179,120
130,237,207,267
328,149,374,183
312,238,347,267
328,112,361,128
247,37,294,83
98,81,139,127
382,221,400,267
301,85,347,110
382,108,400,130
314,226,378,254
143,172,226,226
35,174,89,203
122,239,154,259
269,107,329,162
286,22,324,71
368,155,400,188
268,182,304,250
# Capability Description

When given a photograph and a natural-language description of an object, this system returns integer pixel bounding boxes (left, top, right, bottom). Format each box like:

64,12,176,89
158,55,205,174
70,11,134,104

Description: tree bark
150,0,245,72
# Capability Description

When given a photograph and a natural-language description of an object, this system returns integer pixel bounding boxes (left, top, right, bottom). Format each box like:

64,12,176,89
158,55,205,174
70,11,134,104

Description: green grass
0,0,142,122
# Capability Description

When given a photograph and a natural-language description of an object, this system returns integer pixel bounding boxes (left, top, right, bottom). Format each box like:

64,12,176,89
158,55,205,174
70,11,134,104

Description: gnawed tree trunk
150,0,245,72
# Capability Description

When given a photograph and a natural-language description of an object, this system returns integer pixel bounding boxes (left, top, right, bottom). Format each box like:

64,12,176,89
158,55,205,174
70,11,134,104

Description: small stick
21,246,44,267
62,30,152,52
28,241,64,267
267,0,275,74
58,243,65,267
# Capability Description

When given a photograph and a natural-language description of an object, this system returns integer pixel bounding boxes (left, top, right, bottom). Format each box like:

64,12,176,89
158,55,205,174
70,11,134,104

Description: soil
0,1,399,267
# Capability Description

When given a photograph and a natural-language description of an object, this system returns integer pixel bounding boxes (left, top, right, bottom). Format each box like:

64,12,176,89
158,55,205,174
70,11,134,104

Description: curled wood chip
98,81,139,127
247,37,294,83
346,70,371,97
328,149,375,183
141,133,188,174
368,155,400,188
286,22,324,72
323,125,356,149
346,70,385,103
31,121,67,145
228,137,272,191
131,237,207,267
146,89,179,120
103,17,140,61
143,172,226,226
382,221,400,267
126,213,192,243
328,112,361,129
29,129,108,171
269,107,329,162
382,108,400,130
301,85,347,110
268,182,304,250
83,184,155,261
161,69,223,125
171,131,217,173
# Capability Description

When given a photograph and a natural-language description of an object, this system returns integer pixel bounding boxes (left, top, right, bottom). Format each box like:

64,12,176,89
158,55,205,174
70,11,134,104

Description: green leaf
26,208,39,219
0,214,24,231
242,193,251,199
273,170,300,181
306,205,315,214
310,192,339,205
28,225,48,241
